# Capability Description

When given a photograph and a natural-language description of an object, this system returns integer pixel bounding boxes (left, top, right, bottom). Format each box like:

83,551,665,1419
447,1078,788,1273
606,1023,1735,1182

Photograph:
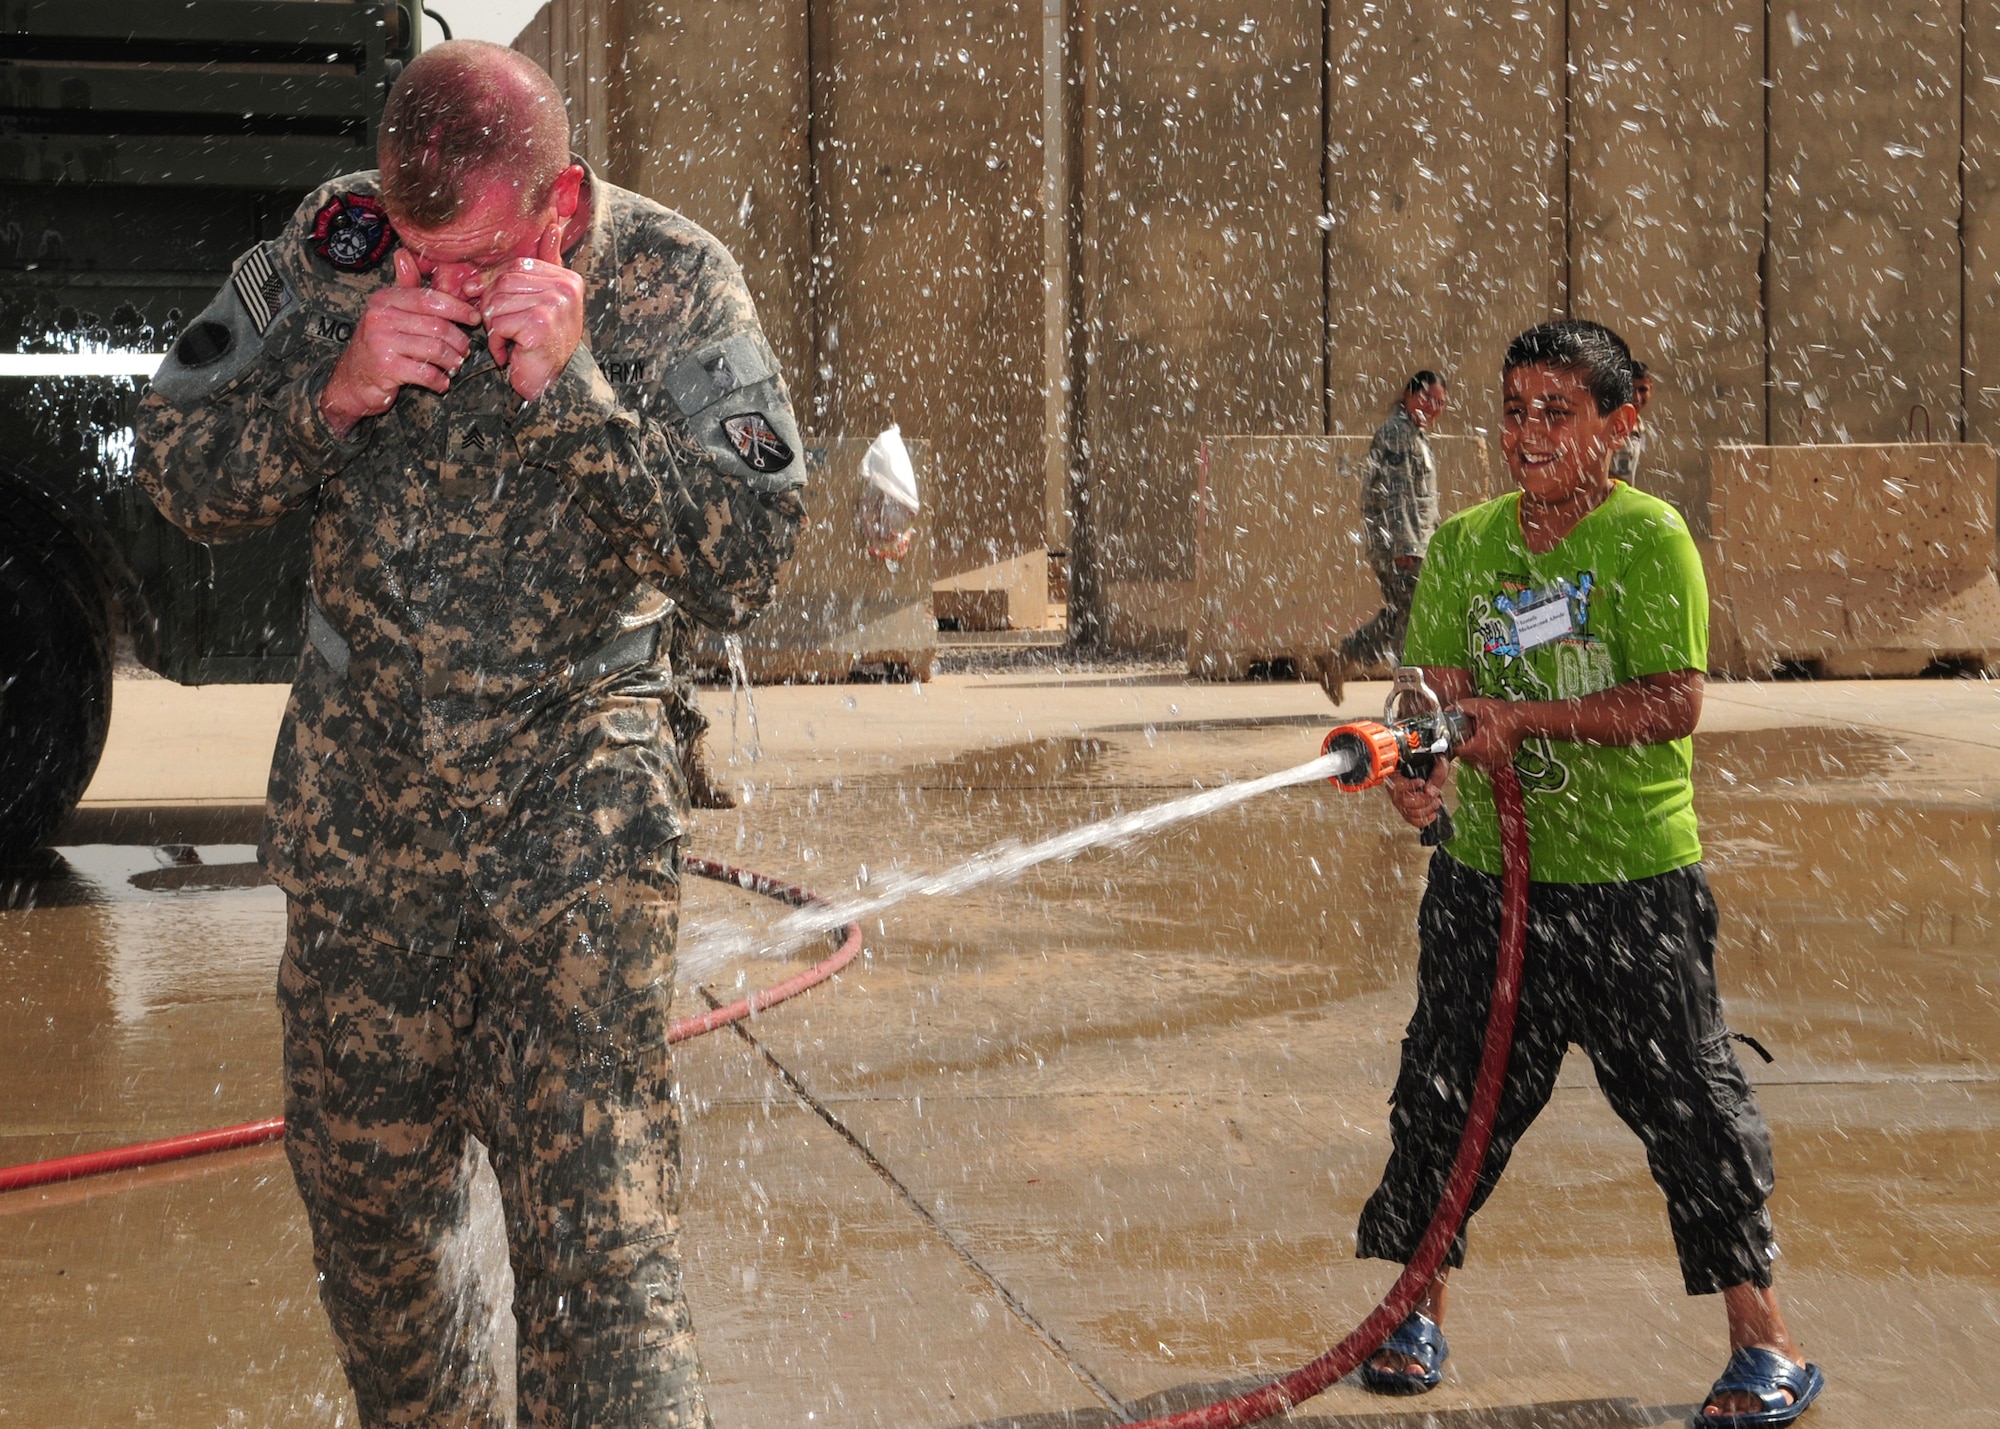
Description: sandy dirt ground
2,666,1994,1426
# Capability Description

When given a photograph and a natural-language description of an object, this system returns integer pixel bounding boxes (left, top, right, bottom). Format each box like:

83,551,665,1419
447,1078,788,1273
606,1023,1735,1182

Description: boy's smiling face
1500,363,1636,507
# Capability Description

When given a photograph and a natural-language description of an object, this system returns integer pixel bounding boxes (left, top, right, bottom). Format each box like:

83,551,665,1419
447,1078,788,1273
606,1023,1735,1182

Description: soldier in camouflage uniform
1609,359,1652,483
1317,371,1447,704
134,41,803,1429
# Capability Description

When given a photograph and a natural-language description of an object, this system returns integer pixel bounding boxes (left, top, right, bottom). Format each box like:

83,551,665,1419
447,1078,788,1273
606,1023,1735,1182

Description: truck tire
0,513,113,860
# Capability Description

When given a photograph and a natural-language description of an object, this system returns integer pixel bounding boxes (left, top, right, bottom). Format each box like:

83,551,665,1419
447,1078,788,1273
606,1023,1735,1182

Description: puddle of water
917,736,1112,790
1694,727,1922,790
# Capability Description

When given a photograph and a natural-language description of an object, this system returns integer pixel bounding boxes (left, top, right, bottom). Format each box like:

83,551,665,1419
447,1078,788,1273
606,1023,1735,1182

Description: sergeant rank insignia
723,412,794,473
311,193,397,272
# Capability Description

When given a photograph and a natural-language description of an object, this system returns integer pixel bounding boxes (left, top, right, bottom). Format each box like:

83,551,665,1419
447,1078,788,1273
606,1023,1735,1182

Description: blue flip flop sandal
1359,1310,1448,1395
1691,1345,1826,1427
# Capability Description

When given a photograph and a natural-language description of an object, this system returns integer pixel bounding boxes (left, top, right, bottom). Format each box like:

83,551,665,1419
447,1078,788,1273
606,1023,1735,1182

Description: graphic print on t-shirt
1465,570,1613,795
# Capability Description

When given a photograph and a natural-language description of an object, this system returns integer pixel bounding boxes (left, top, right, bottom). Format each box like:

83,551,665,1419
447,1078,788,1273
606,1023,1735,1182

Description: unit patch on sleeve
310,193,397,273
229,243,290,335
722,412,795,473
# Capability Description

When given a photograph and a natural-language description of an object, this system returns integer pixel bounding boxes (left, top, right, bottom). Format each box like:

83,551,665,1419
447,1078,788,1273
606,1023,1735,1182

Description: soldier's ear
551,165,587,220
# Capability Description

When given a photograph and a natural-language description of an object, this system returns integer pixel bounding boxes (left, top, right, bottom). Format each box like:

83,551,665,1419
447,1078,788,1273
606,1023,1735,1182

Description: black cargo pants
1355,849,1779,1296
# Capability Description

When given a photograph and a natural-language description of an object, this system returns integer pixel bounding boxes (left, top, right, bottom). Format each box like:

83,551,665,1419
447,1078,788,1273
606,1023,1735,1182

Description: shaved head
379,40,571,228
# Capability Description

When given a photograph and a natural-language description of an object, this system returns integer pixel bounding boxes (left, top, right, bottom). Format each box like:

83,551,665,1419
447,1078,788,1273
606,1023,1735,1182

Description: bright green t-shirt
1403,481,1707,883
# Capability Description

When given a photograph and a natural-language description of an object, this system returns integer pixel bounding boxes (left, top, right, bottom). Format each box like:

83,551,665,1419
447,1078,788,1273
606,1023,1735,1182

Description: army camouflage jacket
1359,404,1438,567
134,169,805,950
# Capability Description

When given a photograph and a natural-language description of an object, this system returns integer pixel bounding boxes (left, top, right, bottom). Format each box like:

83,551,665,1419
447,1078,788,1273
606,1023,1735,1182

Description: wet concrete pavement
3,670,1996,1426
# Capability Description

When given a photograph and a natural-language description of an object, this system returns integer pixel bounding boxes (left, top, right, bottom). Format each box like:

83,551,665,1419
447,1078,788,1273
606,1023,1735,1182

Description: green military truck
1,0,417,856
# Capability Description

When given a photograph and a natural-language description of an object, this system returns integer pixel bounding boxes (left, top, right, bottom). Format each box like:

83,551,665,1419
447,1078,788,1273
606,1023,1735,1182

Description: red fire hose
0,854,864,1195
1122,761,1530,1429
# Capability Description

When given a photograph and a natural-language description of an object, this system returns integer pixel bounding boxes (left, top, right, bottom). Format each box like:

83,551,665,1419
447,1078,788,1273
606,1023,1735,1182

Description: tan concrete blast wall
1768,3,1963,445
1967,2,2000,445
1705,444,2000,677
612,2,816,409
1323,2,1565,435
809,2,1045,581
1567,0,1766,530
528,1,2000,660
512,0,618,173
1082,2,1325,603
1187,435,1499,680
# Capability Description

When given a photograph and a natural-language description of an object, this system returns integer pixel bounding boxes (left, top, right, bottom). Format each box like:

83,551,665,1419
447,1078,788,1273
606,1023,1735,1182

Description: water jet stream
681,747,1355,980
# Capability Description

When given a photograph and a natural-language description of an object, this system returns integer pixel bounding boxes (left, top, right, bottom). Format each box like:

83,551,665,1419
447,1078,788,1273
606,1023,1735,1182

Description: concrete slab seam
696,983,1137,1422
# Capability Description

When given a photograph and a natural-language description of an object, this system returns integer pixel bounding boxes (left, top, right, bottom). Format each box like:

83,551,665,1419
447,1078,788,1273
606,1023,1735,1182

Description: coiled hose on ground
0,854,864,1194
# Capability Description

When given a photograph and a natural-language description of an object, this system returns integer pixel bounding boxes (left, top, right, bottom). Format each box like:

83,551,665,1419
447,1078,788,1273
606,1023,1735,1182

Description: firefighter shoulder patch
722,412,794,474
310,193,397,273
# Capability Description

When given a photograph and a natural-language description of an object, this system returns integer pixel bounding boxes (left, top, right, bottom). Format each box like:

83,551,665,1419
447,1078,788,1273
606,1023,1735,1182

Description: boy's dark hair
1502,321,1635,415
1629,359,1649,383
1405,369,1446,395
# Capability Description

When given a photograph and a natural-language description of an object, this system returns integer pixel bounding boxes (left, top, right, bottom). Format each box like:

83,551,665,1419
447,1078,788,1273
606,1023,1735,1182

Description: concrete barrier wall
1080,5,1326,623
1705,444,2000,676
809,4,1046,586
1567,0,1764,531
1187,435,1499,680
523,0,1044,605
513,0,616,173
612,1,816,418
519,2,2000,658
1322,2,1564,436
1768,5,1963,448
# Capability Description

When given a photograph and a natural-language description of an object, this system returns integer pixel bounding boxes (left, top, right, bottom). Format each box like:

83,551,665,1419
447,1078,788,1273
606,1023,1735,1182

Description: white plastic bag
857,424,920,562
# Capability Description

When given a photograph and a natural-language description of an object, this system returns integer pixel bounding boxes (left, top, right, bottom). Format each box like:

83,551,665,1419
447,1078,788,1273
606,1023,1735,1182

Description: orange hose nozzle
1322,721,1404,792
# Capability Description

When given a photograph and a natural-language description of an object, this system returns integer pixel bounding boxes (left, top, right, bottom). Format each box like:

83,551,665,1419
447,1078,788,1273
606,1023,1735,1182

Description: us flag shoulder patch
231,244,290,336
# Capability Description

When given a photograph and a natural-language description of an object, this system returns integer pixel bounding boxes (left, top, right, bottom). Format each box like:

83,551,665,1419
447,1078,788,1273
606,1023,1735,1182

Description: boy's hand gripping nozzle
1321,666,1472,847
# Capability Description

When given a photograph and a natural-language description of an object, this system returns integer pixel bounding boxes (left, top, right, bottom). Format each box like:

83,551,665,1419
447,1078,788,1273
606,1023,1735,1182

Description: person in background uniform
1356,321,1822,1427
1609,359,1652,483
1316,370,1447,705
134,40,805,1429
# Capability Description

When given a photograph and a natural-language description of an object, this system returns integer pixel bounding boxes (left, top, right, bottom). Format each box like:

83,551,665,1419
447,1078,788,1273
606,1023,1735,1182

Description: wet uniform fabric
1610,420,1647,483
135,166,805,1427
1343,405,1438,666
1357,481,1779,1298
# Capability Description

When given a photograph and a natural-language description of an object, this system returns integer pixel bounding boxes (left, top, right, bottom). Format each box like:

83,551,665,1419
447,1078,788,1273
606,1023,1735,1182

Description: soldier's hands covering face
479,220,586,403
319,249,481,437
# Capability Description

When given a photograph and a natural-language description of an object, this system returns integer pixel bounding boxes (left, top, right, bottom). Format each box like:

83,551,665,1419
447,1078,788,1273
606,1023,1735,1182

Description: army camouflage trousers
279,871,711,1429
1340,561,1421,669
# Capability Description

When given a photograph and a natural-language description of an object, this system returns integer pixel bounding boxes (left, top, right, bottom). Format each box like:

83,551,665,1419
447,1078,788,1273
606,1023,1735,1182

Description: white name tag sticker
1512,597,1574,651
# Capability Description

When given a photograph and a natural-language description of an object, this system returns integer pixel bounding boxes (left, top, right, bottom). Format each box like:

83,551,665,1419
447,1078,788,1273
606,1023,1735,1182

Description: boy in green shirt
1355,322,1824,1426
